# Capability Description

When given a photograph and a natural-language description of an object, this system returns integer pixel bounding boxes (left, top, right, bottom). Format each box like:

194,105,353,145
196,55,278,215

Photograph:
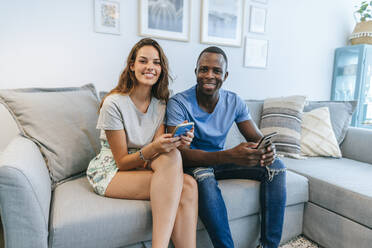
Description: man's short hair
196,46,228,70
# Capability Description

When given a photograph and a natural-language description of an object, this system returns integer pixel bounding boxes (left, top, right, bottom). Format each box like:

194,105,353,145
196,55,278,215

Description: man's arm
167,125,264,168
236,120,263,143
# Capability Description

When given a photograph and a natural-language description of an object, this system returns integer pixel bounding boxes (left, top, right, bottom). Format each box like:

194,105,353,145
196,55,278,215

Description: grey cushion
304,101,357,144
0,84,101,185
225,101,263,150
49,171,308,248
245,100,263,126
0,104,19,152
283,156,372,228
99,91,108,100
49,177,153,248
340,127,372,164
225,122,245,150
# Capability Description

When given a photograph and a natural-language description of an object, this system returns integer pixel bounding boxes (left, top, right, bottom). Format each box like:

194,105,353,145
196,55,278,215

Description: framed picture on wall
252,0,268,4
94,0,120,35
244,38,268,68
249,6,267,34
201,0,243,47
139,0,191,42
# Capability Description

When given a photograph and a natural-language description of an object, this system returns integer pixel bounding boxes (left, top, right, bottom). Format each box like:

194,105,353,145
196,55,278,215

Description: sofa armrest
0,136,51,248
340,127,372,164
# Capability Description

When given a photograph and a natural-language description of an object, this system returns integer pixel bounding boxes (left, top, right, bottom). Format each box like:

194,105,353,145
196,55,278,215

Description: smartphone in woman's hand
172,122,194,137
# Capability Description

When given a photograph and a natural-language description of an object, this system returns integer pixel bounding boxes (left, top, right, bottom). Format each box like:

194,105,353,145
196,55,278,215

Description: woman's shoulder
151,97,166,113
151,96,166,105
103,93,129,105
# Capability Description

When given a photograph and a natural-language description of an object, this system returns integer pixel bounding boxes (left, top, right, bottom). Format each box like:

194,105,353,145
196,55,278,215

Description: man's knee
266,158,286,182
188,167,215,183
271,158,286,170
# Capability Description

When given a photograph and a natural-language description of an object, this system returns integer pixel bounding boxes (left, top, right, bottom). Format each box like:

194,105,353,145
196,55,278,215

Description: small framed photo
139,0,191,42
249,6,267,34
244,38,268,69
94,0,120,35
201,0,244,47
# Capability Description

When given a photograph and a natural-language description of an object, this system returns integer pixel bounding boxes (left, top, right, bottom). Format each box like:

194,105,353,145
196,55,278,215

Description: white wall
0,0,356,100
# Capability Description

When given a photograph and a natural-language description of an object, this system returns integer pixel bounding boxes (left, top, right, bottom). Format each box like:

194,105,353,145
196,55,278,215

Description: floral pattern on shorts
86,141,118,196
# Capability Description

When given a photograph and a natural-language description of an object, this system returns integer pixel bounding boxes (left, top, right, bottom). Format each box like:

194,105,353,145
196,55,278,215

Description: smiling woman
86,38,198,248
129,46,162,90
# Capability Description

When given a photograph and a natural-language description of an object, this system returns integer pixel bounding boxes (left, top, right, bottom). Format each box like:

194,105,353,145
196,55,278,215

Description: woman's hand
152,133,181,154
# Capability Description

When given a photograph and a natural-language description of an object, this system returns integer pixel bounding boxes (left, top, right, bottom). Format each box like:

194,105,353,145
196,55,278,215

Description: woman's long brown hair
99,38,171,110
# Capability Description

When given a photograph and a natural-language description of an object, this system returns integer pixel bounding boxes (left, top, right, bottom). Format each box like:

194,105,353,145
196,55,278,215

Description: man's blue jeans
185,158,286,248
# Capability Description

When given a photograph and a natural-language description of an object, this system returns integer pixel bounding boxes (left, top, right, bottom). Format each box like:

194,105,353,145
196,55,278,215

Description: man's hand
260,143,276,166
226,142,265,166
180,130,194,147
227,142,277,167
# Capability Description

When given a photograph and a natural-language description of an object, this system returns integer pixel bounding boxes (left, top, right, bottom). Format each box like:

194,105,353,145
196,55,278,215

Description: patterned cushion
301,107,341,157
260,95,306,158
0,84,101,186
304,101,357,144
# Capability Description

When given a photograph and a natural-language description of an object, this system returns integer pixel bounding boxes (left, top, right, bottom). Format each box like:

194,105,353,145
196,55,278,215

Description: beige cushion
0,84,101,186
301,107,341,158
304,101,357,144
260,95,306,158
0,104,19,152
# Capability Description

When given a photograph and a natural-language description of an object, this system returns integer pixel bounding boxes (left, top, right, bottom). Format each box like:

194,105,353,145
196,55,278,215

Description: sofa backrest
0,97,355,154
0,104,19,152
245,100,264,125
225,100,264,150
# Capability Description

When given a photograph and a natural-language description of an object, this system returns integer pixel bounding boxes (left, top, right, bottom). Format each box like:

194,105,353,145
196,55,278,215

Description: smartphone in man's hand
254,132,277,150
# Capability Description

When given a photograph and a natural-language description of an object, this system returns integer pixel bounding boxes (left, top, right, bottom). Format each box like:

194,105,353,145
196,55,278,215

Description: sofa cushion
49,171,308,248
304,101,357,144
300,107,341,158
283,157,372,228
225,122,245,150
245,100,263,126
0,104,19,152
260,95,306,158
99,91,108,100
0,84,101,185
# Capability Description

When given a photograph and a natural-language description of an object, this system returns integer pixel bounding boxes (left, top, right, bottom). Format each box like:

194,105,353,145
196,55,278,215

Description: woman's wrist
140,143,156,161
139,149,151,163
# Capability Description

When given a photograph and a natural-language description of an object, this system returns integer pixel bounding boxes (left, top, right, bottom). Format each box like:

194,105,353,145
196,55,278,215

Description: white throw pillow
301,107,341,158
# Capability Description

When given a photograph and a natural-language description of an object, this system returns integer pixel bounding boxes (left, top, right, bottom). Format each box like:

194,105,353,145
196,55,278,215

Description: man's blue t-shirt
166,85,251,152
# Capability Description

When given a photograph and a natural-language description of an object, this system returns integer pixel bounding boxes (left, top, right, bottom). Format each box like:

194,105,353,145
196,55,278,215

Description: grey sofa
0,91,370,248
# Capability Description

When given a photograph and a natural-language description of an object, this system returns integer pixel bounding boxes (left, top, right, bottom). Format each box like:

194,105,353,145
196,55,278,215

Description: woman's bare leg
105,149,183,248
149,149,183,248
171,174,198,248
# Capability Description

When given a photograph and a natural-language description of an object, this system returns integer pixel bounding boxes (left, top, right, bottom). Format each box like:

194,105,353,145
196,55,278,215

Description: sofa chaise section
283,126,372,248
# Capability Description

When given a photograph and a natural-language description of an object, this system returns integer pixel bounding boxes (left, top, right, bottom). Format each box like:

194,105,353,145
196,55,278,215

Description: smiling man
166,46,287,248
